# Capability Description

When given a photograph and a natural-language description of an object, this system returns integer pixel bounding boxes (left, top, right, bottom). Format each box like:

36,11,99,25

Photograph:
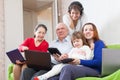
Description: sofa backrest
107,44,120,49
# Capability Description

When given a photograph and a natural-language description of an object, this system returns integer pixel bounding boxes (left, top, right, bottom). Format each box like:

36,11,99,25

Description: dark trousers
48,64,100,80
20,63,55,80
20,68,48,80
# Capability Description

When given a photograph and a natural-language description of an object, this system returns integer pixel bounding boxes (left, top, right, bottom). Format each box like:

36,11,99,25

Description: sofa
76,69,120,80
8,64,13,80
8,44,120,80
76,44,120,80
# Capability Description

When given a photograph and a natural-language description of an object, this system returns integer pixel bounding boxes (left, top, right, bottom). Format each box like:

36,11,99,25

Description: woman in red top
13,24,49,80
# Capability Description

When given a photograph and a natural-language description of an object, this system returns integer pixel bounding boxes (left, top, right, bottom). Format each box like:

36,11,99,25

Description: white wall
23,10,37,39
37,7,53,43
0,0,5,80
76,0,120,45
4,0,23,79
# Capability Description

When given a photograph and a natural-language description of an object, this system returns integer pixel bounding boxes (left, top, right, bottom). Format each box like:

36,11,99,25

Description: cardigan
81,40,105,73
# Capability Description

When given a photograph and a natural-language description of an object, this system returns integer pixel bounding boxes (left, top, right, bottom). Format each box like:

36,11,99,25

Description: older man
50,23,72,64
20,23,72,80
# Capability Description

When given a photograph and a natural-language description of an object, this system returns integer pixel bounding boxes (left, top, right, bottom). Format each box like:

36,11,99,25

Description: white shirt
63,13,88,36
68,45,93,60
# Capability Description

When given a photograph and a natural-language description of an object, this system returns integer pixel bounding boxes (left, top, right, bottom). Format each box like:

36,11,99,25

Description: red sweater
19,38,49,52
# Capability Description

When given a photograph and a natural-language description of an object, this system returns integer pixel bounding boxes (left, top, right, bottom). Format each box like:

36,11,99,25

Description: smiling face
56,23,68,41
82,24,94,40
82,23,100,42
70,9,81,21
68,1,83,21
72,38,83,48
34,27,46,41
71,31,88,48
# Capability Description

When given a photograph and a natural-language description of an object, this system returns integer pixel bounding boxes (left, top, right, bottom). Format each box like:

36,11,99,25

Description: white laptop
101,48,120,76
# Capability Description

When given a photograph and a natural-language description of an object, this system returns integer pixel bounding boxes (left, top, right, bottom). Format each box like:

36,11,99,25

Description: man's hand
52,54,61,62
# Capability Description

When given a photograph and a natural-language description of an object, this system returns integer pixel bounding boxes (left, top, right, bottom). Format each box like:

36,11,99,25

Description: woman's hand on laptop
16,60,25,64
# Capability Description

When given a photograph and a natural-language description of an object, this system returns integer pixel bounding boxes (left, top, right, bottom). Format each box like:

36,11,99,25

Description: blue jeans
48,64,100,80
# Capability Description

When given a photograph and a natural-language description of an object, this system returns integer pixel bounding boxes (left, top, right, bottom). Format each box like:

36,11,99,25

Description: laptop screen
101,48,120,76
24,50,52,70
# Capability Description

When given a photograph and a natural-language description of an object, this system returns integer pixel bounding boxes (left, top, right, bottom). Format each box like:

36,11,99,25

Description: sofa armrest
8,64,14,80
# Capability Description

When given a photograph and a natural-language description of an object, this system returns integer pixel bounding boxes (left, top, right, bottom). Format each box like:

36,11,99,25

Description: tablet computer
48,48,61,55
61,58,74,63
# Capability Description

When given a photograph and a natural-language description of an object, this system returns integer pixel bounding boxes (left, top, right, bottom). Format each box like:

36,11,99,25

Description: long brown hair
82,23,100,42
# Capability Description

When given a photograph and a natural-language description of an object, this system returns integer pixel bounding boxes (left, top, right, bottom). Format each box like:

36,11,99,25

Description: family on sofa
8,22,120,80
7,1,120,80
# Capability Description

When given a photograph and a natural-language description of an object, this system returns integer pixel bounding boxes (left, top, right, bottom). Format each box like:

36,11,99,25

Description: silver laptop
101,48,120,76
